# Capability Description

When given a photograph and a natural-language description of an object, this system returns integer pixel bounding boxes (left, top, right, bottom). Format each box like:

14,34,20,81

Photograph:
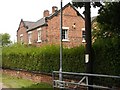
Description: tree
0,33,11,46
97,2,120,38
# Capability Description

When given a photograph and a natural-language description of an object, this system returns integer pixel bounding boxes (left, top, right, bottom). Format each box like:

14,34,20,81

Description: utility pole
59,0,63,82
85,2,93,90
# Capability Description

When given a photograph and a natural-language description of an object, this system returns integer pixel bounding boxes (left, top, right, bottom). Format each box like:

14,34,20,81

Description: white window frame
20,34,23,44
28,31,32,44
37,28,42,43
62,27,69,42
82,28,86,43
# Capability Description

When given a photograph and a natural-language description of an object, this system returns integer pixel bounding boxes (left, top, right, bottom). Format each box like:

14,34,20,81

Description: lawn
1,73,53,89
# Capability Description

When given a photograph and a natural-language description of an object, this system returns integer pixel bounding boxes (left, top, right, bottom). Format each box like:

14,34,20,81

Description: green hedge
2,44,85,73
93,38,120,86
2,40,120,86
93,38,120,75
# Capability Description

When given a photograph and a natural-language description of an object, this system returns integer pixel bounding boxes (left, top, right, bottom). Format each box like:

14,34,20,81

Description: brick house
17,3,85,48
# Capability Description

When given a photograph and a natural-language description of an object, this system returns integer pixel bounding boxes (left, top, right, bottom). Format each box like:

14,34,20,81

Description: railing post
52,72,55,90
86,76,88,90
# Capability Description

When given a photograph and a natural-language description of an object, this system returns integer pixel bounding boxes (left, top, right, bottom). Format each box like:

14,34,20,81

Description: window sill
37,40,42,43
62,39,70,42
28,42,32,44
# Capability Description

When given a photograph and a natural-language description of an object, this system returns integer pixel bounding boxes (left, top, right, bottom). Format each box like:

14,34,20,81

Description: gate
52,71,120,90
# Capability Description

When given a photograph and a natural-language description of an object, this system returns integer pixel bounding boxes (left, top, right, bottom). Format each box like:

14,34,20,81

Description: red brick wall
46,5,85,47
32,26,48,47
17,22,28,44
30,29,37,45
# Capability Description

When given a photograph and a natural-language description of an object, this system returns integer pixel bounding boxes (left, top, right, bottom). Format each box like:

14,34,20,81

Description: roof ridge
46,2,84,20
36,17,45,22
23,21,35,23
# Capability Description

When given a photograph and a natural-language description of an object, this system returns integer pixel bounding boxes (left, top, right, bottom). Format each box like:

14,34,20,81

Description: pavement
0,82,8,89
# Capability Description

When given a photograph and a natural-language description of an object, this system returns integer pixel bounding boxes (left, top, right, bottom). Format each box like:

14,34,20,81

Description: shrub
93,38,120,86
2,44,85,73
2,41,120,87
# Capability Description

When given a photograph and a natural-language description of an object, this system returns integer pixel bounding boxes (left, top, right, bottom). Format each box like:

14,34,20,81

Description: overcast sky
0,0,99,42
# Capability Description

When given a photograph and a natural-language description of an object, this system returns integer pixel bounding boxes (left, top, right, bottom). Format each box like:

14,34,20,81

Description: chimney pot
52,6,58,13
43,10,49,17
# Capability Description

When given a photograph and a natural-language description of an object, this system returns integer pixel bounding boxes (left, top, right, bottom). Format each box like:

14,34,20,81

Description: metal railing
52,71,120,90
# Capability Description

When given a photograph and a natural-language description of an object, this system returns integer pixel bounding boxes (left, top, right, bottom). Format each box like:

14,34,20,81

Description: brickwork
46,5,85,47
17,3,85,48
17,21,28,44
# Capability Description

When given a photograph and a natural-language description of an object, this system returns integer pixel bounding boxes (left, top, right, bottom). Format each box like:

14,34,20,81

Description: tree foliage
0,33,11,46
97,2,120,38
72,1,102,9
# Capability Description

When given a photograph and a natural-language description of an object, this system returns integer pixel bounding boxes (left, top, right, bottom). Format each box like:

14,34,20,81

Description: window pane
38,31,41,40
62,29,68,39
62,30,65,39
82,31,85,38
65,30,68,39
28,34,32,43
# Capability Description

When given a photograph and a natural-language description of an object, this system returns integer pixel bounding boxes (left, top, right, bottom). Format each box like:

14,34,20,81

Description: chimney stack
52,6,58,13
43,10,49,17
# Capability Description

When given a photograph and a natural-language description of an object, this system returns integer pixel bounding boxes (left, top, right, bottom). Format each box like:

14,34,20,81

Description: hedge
2,39,120,87
2,44,85,73
93,38,120,86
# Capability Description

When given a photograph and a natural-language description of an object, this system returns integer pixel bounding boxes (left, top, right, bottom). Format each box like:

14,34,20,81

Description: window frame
28,31,32,44
82,28,86,43
62,27,69,42
20,34,23,44
37,28,42,43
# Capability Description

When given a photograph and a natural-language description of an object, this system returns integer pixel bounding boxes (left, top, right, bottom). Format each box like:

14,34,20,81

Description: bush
2,41,120,87
93,38,120,86
2,44,85,73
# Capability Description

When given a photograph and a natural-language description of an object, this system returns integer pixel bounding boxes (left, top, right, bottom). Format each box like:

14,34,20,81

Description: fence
52,71,120,90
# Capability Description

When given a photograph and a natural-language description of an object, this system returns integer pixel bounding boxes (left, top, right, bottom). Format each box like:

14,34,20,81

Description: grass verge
1,73,52,89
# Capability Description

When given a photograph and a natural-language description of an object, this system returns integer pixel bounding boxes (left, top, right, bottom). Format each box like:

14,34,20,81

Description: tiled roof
33,18,46,29
23,17,46,31
23,21,35,30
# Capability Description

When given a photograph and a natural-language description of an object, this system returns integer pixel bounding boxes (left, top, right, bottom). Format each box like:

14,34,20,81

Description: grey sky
0,0,99,42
